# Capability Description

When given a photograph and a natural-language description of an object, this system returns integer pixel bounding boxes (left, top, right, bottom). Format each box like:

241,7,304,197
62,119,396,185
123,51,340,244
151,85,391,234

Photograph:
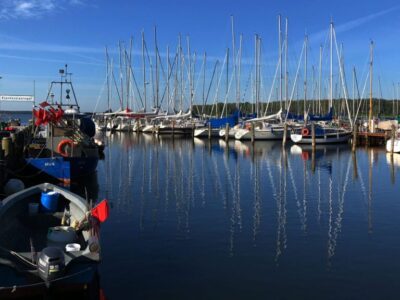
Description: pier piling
282,123,288,147
225,123,229,142
352,125,358,152
251,123,255,144
1,137,12,158
311,123,316,149
208,123,211,140
391,125,396,155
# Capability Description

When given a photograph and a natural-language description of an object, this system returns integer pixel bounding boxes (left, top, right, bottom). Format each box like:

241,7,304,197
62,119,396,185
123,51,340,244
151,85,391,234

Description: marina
1,0,400,298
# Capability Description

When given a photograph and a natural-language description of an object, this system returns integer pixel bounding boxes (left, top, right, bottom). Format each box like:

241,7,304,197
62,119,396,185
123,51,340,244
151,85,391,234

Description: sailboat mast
167,45,170,114
304,35,308,116
142,31,147,111
106,47,110,111
179,34,183,112
119,41,124,109
368,40,374,132
278,15,283,109
127,36,133,109
154,27,159,109
285,17,288,111
231,15,239,110
330,21,333,109
378,76,382,116
318,45,322,114
202,52,206,110
238,34,243,110
226,47,229,117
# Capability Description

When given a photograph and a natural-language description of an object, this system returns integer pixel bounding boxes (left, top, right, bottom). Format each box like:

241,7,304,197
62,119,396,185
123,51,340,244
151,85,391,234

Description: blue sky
0,0,400,111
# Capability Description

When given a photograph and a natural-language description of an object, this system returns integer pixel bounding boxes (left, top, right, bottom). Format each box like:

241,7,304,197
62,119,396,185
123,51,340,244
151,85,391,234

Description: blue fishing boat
24,66,99,185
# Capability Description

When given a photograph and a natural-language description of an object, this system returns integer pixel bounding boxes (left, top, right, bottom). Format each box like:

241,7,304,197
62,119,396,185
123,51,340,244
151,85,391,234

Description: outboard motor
37,247,65,282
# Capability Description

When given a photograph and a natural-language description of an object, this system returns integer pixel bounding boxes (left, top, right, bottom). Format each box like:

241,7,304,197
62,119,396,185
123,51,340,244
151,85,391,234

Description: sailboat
290,22,352,144
234,109,286,140
235,18,289,141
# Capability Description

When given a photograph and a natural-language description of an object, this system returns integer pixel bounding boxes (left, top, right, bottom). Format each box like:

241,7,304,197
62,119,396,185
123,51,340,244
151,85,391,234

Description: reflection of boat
386,153,400,167
232,140,282,160
0,183,103,298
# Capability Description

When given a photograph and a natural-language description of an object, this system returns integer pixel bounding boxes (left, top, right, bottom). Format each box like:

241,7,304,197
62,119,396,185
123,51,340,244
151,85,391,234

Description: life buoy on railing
301,128,310,136
57,139,74,157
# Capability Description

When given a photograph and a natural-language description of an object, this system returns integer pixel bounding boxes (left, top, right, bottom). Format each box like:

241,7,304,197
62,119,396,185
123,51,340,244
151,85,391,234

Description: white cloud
310,5,400,43
0,0,86,20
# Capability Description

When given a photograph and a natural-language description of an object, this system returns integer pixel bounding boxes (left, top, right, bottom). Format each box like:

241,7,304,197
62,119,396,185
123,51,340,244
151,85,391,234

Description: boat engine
37,247,65,282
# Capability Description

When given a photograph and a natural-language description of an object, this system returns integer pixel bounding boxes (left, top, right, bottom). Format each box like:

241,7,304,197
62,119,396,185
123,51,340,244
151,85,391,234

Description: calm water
84,133,400,300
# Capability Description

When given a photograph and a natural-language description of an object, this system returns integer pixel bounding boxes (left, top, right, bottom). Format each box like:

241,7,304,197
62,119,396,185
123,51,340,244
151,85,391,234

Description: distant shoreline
0,111,32,114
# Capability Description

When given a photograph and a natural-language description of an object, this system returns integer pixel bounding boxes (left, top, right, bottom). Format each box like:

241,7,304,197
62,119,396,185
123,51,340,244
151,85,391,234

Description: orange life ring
301,127,310,136
57,139,74,157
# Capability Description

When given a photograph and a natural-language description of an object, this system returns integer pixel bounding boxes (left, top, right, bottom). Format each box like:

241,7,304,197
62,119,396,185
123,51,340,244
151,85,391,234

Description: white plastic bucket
28,203,39,215
65,243,81,252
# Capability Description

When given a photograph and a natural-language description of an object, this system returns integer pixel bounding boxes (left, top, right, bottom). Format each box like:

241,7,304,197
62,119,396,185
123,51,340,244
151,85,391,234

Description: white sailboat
386,129,400,153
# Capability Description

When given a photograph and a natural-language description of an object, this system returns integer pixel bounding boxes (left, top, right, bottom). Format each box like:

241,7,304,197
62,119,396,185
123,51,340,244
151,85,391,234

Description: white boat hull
194,128,220,138
386,138,400,153
290,132,352,144
235,128,286,140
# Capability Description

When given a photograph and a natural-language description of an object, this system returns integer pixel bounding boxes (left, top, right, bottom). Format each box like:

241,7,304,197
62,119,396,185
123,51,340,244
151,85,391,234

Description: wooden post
311,123,316,149
352,124,358,152
352,152,358,180
0,139,4,160
192,123,195,139
391,125,396,155
172,121,175,136
1,137,11,158
311,148,315,174
251,123,255,143
282,123,288,147
225,123,229,142
208,123,211,140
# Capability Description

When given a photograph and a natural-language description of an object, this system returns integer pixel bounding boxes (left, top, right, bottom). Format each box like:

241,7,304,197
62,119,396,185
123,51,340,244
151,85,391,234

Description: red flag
39,101,50,108
42,109,49,125
55,106,64,122
91,199,109,223
33,108,44,126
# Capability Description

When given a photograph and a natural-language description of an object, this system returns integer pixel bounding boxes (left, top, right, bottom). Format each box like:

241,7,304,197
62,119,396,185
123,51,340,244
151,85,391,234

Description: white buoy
3,179,25,196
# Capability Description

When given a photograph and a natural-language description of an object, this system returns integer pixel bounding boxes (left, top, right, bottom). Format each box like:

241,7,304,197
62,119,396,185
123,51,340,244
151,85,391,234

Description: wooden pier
357,131,388,146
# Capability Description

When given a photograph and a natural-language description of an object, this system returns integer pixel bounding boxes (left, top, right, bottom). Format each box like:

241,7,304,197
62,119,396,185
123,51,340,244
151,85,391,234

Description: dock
357,131,389,146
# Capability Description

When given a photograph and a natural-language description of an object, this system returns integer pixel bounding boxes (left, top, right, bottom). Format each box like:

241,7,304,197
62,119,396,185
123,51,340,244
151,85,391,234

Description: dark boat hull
0,264,99,299
25,156,99,185
157,127,193,135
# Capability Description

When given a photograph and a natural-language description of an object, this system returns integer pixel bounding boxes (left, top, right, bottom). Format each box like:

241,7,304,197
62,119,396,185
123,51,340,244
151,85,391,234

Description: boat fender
57,139,74,157
301,128,310,136
4,179,25,196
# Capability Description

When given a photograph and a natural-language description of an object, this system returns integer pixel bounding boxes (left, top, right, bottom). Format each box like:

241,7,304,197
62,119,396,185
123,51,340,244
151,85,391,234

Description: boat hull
386,138,400,153
157,127,193,135
25,156,99,184
235,128,286,140
290,132,352,144
194,128,220,138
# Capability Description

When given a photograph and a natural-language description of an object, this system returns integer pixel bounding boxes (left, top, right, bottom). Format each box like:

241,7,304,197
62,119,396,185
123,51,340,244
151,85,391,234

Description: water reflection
96,133,400,298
